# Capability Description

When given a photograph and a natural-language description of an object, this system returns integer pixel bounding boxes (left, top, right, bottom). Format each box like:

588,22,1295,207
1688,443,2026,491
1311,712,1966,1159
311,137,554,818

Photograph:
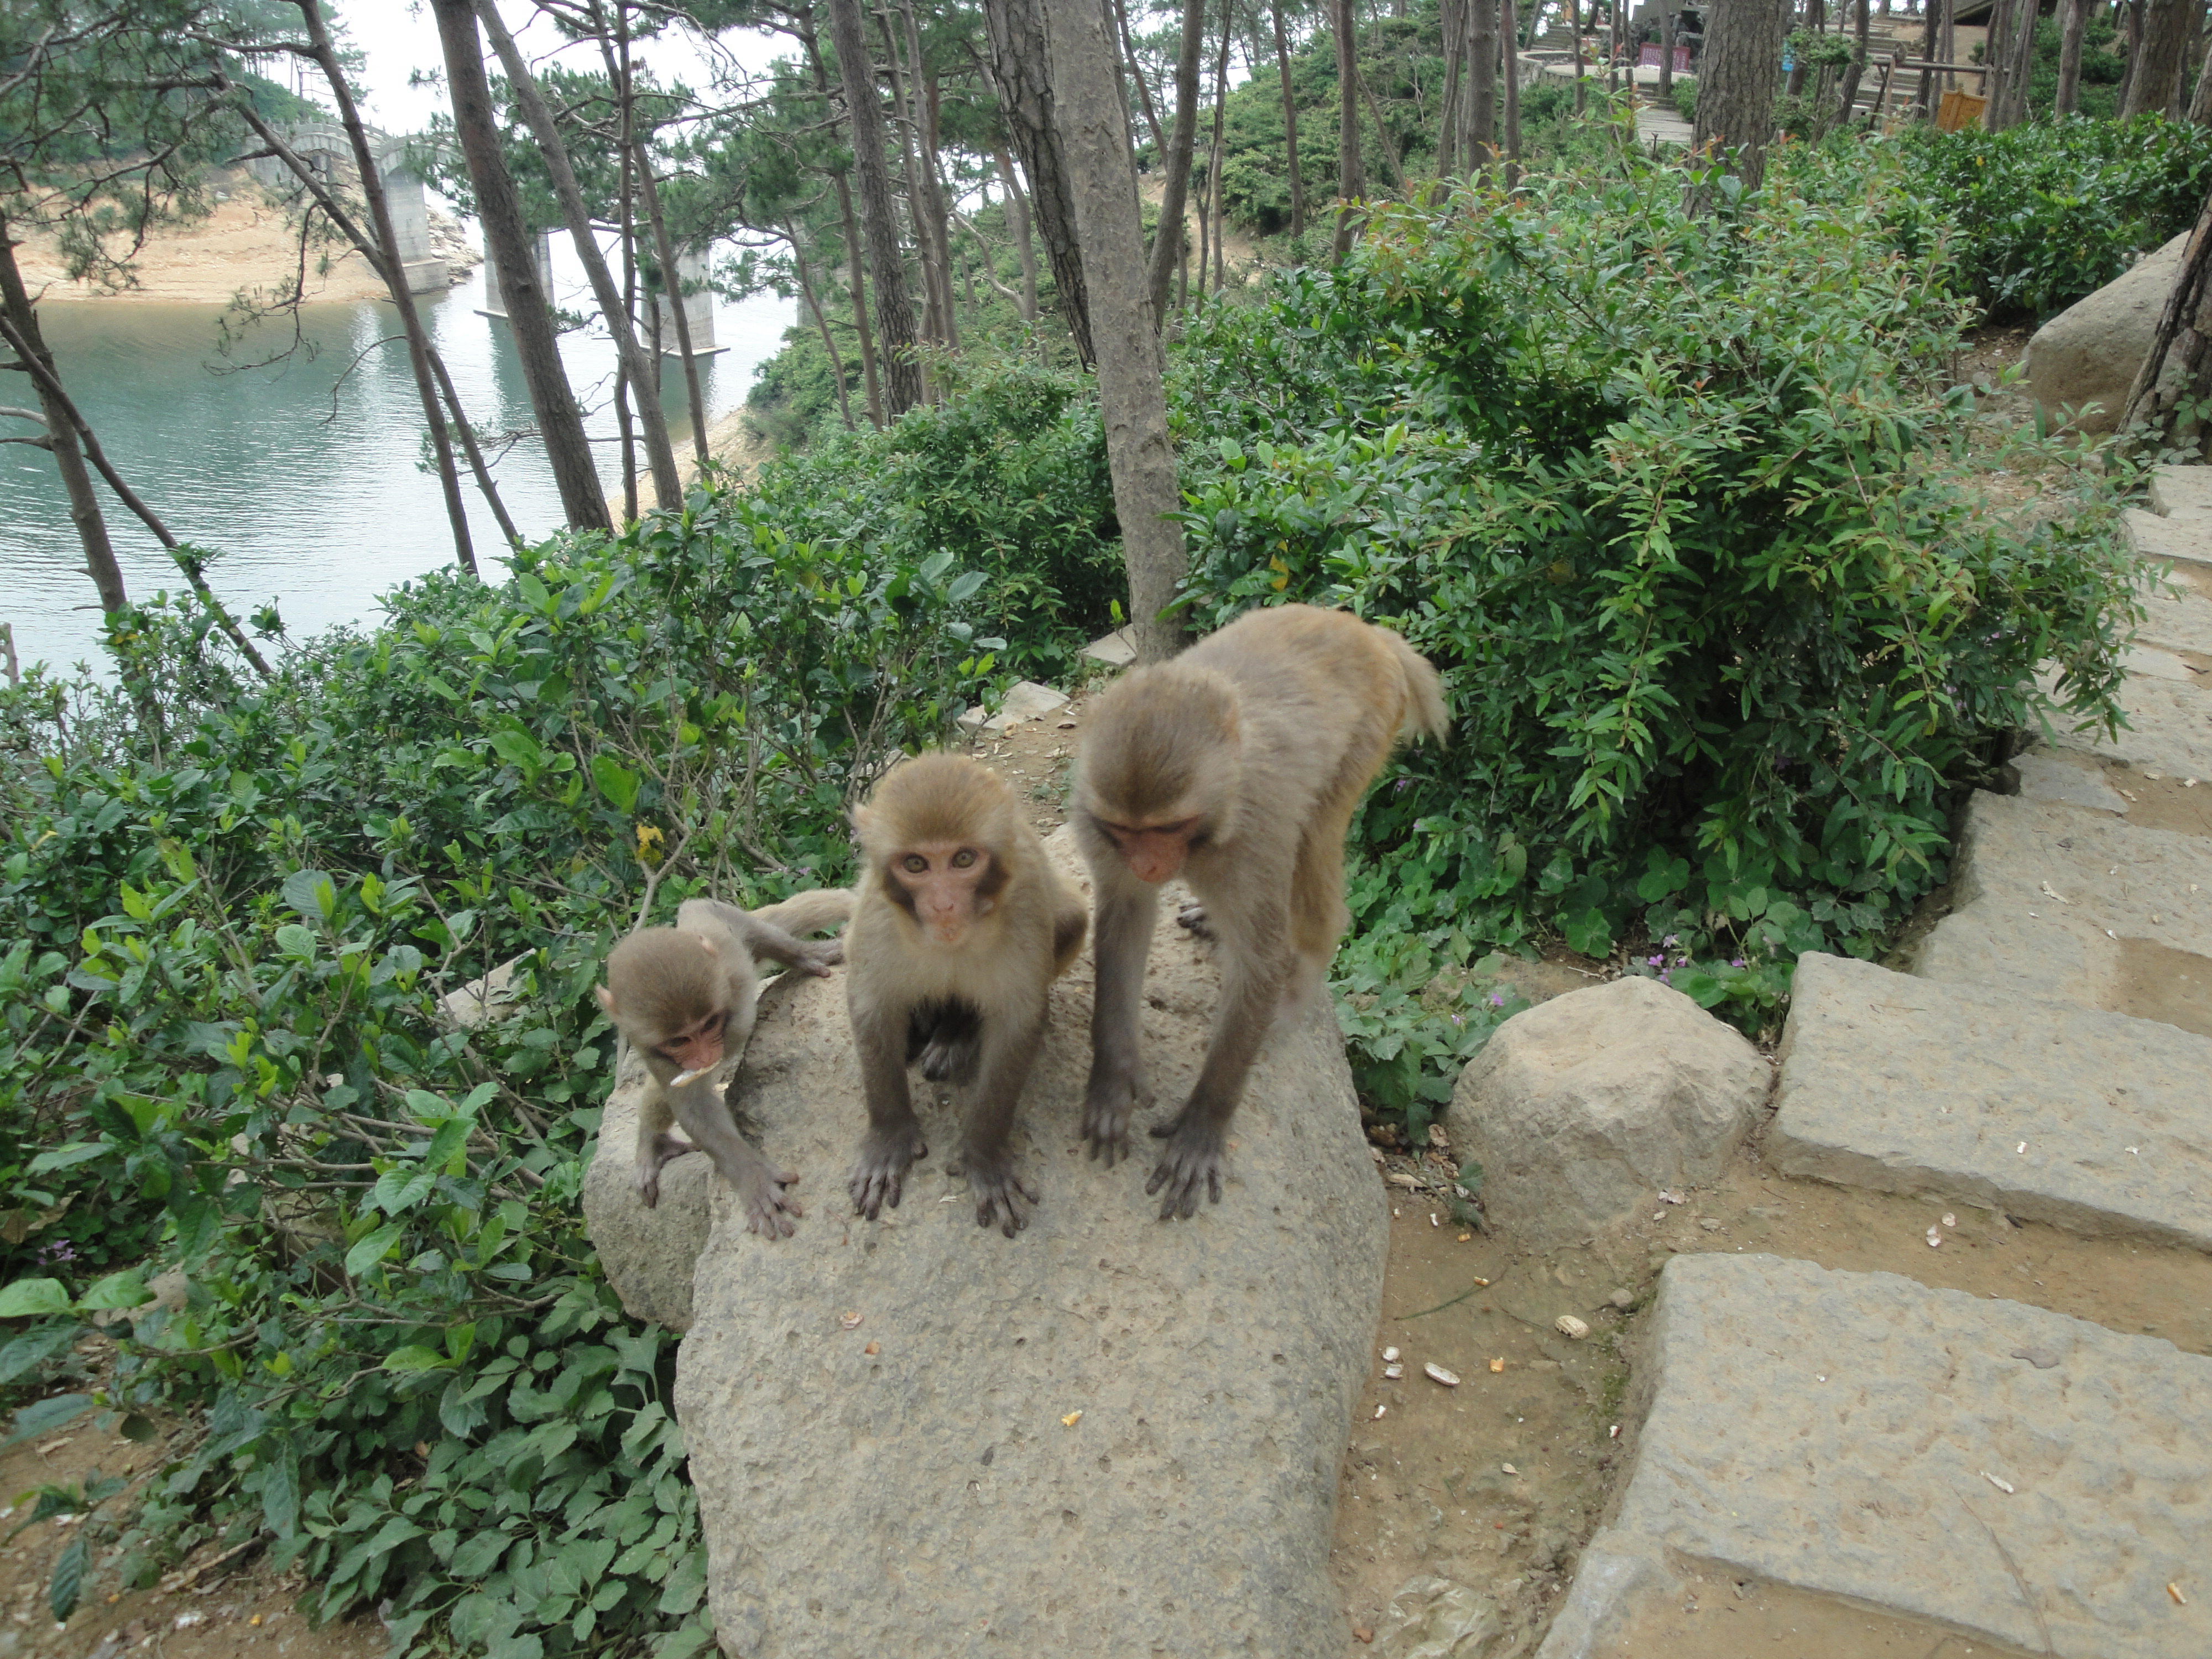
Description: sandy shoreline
19,177,476,308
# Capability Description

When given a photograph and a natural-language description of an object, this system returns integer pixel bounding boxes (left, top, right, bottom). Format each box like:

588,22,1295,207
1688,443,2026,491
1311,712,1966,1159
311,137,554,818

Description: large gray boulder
675,828,1388,1658
1442,977,1770,1247
2027,232,2188,434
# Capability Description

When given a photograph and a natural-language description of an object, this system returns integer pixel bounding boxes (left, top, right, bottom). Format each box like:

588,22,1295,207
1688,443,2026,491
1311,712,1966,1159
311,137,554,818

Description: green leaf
77,1270,152,1311
48,1532,86,1624
274,924,316,958
4,1394,93,1449
382,1347,452,1374
372,1169,437,1216
0,1279,72,1318
345,1223,405,1280
281,869,337,924
262,1447,300,1538
28,1144,112,1176
590,755,641,814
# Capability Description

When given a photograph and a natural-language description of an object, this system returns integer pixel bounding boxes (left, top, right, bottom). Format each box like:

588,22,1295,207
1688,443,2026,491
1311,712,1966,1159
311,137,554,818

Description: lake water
1,254,795,675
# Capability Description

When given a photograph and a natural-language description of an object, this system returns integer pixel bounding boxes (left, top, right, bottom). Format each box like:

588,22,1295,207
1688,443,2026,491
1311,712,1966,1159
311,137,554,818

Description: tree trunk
992,143,1041,321
1834,0,1873,122
1468,0,1499,166
2115,0,2141,119
1788,0,1822,98
1146,0,1207,323
2190,32,2212,118
1042,0,1187,662
827,0,926,408
788,224,858,431
475,0,680,510
1573,0,1587,111
1332,0,1364,258
429,0,608,533
0,228,127,619
612,55,641,523
2120,175,2212,441
2126,0,2190,116
1692,0,1787,197
1272,0,1307,236
878,6,946,368
2056,0,2087,112
985,0,1097,364
1437,0,1465,179
1660,3,1675,101
613,23,712,470
1206,0,1233,295
1112,0,1168,152
286,0,479,576
1501,0,1522,182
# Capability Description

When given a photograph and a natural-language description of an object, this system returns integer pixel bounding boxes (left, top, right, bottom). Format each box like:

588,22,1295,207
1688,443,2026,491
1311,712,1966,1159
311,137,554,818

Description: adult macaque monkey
845,754,1088,1237
597,892,852,1236
1075,605,1448,1219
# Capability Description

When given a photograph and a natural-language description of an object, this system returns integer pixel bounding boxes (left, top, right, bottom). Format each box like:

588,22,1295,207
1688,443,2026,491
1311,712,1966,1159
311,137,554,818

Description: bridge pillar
645,246,724,357
377,160,447,294
476,229,556,322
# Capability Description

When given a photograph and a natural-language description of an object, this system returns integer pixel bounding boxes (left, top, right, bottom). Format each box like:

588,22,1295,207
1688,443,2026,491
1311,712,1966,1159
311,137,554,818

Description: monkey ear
852,804,874,834
594,984,618,1016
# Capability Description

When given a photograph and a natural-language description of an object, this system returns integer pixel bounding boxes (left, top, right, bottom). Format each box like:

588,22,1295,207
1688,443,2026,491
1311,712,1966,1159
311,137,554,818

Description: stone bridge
241,120,447,293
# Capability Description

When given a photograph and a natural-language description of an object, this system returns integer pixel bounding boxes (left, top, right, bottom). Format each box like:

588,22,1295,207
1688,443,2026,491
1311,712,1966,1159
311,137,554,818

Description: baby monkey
845,753,1088,1237
597,891,852,1237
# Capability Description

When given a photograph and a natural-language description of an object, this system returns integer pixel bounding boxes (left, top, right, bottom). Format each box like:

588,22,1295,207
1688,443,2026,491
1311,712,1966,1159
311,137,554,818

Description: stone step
1766,953,2212,1249
2037,669,2212,781
1536,1253,2212,1659
2135,577,2212,659
2130,507,2212,572
2010,747,2212,839
672,831,1386,1657
2150,463,2212,519
1913,791,2212,1032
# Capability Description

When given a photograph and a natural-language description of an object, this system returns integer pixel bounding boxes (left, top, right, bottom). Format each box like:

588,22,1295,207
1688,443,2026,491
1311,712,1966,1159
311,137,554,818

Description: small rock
1555,1314,1590,1340
1081,628,1138,666
1698,1217,1722,1232
1607,1288,1635,1311
2010,1345,2062,1370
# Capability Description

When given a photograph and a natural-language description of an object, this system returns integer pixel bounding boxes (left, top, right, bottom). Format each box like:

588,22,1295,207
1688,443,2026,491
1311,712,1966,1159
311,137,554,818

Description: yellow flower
635,824,665,865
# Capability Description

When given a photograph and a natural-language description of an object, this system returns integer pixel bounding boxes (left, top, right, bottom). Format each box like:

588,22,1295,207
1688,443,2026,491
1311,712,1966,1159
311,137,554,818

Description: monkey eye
951,848,977,869
902,854,928,874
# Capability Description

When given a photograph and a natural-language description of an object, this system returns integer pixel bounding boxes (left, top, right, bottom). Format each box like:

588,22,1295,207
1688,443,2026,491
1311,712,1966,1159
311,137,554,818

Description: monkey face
888,841,998,946
659,1007,728,1077
1093,817,1203,885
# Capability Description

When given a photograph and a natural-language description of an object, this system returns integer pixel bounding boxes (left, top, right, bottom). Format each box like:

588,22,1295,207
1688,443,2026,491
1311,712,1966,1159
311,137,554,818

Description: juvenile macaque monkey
844,753,1088,1237
1074,604,1448,1219
597,891,853,1236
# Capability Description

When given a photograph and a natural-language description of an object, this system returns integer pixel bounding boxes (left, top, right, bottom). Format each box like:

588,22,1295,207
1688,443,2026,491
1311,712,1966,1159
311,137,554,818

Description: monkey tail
752,887,855,936
1387,631,1451,748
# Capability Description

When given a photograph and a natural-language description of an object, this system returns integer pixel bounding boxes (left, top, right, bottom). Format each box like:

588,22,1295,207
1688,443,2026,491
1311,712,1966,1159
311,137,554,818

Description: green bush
1171,145,2136,1079
0,486,1001,1650
1853,114,2212,319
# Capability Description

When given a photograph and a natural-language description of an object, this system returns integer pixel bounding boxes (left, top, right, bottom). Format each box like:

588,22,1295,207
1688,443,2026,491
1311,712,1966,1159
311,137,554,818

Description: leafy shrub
0,487,1001,1654
1858,114,2212,319
1172,144,2136,1048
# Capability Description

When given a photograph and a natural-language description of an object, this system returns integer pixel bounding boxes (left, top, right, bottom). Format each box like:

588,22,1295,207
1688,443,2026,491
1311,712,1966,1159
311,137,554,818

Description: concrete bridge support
645,246,723,357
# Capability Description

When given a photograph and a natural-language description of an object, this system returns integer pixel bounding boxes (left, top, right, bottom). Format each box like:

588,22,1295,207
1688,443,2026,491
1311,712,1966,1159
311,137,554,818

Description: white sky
332,2,790,143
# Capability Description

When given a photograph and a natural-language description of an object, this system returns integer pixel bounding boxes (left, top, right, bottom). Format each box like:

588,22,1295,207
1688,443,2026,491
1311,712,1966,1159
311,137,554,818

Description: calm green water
2,260,792,675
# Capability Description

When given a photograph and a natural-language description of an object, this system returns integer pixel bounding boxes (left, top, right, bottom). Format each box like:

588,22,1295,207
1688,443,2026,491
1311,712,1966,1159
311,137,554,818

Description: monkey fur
597,890,852,1237
844,753,1088,1237
1073,604,1448,1219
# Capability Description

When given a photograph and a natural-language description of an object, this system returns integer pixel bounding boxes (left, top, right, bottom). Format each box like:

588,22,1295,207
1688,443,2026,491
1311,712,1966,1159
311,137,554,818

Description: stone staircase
1538,469,2212,1656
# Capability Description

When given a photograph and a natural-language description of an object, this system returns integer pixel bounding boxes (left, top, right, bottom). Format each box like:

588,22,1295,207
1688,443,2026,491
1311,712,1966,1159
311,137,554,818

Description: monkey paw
1080,1075,1149,1167
635,1134,697,1209
847,1127,928,1220
1173,899,1214,939
956,1156,1040,1239
1145,1118,1227,1220
735,1165,805,1239
794,940,844,977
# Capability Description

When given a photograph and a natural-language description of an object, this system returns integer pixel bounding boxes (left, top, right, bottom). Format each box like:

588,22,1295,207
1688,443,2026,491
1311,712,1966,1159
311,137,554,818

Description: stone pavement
1541,469,2212,1657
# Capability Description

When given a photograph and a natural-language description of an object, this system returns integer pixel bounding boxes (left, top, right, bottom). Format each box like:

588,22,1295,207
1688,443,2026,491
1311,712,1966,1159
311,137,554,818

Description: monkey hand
848,1126,928,1219
955,1152,1040,1238
791,940,843,977
1145,1114,1227,1221
636,1132,697,1209
735,1164,805,1239
1080,1070,1150,1167
1173,899,1214,940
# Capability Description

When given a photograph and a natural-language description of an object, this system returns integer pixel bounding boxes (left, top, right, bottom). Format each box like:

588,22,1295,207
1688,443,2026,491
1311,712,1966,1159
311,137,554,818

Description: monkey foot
955,1156,1040,1238
735,1166,804,1240
793,938,843,976
1174,900,1214,939
1145,1118,1227,1220
847,1127,928,1220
